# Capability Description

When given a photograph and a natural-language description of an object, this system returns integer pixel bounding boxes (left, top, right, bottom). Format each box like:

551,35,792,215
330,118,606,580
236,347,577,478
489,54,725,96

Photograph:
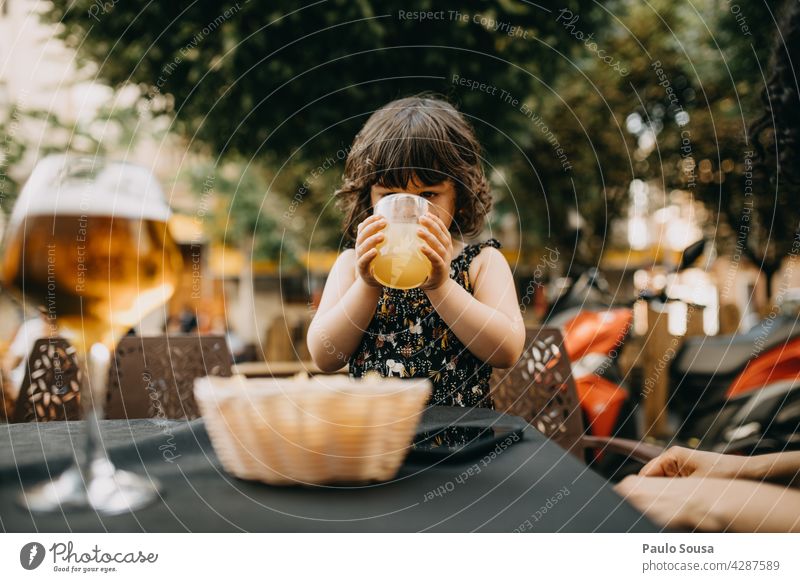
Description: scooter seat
673,315,800,377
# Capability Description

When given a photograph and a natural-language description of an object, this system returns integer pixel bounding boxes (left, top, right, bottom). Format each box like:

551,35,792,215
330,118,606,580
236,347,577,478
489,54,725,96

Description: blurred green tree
41,0,796,295
1,99,143,213
0,104,27,210
530,0,795,293
43,0,607,257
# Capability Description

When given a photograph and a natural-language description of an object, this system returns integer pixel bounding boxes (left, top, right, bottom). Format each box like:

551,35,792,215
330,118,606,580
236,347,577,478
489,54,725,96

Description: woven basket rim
194,374,432,400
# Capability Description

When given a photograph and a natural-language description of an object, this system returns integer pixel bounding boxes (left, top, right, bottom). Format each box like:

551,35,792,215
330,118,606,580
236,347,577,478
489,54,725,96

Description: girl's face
369,177,458,232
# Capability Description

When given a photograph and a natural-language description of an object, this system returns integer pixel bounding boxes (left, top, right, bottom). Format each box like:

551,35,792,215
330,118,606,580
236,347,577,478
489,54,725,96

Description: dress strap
459,238,502,267
450,238,502,293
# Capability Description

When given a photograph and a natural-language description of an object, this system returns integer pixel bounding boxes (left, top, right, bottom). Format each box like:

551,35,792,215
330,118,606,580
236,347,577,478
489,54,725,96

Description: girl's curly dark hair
334,95,492,245
749,1,800,188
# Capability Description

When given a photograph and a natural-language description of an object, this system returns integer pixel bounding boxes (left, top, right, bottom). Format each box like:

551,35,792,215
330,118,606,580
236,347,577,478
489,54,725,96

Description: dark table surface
0,407,658,532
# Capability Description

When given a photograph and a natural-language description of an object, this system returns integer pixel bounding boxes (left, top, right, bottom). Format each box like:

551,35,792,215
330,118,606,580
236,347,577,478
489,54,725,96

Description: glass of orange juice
370,194,432,289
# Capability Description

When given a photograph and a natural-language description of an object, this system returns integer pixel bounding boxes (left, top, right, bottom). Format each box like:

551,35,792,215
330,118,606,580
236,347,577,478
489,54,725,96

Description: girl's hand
418,213,453,291
638,446,749,480
354,214,387,288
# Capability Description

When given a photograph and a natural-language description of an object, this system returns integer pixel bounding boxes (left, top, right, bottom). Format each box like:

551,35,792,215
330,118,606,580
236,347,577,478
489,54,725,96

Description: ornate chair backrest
490,327,585,458
106,335,233,420
11,335,233,422
12,338,81,423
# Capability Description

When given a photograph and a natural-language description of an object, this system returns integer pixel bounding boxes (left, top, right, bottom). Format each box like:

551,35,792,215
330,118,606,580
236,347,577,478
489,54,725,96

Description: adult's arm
640,446,800,487
616,476,800,532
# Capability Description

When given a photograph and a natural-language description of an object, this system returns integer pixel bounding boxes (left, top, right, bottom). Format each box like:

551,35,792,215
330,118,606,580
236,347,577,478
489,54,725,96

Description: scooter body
672,313,800,453
548,259,800,454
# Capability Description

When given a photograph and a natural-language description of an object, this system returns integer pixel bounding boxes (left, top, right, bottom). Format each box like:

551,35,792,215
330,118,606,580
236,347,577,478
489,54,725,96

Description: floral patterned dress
349,238,502,408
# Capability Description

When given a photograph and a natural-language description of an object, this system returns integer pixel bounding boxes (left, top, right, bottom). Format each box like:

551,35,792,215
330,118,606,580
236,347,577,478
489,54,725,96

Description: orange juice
370,223,432,289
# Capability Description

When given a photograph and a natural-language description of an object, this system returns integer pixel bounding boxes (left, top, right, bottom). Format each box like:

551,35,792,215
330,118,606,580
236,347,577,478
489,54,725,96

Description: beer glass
1,155,182,514
370,194,432,289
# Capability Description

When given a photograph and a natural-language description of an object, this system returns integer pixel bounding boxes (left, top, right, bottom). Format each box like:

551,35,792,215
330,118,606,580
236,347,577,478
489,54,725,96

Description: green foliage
0,104,26,210
43,0,606,255
183,159,291,263
1,100,144,214
39,0,797,276
45,1,603,161
522,0,793,267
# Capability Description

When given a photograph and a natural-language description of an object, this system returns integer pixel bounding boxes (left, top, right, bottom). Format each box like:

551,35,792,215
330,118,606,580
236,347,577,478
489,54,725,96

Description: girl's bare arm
307,215,389,371
306,250,382,372
424,247,525,368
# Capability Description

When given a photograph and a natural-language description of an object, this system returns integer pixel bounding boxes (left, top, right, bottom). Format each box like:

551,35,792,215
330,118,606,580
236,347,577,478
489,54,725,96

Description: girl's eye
420,191,436,199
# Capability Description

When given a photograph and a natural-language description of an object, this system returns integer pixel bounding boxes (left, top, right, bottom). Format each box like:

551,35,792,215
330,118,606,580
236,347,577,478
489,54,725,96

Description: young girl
307,96,525,408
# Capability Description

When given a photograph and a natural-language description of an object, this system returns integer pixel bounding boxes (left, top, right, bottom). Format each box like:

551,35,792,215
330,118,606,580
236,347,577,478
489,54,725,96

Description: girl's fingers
358,214,381,230
356,215,383,238
358,214,386,232
421,244,444,267
356,231,385,256
420,214,450,242
429,213,449,234
418,227,447,258
420,218,452,256
357,217,386,242
357,247,378,268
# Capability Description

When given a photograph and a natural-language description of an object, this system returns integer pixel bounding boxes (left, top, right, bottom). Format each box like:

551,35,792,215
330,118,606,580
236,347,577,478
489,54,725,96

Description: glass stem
77,343,112,481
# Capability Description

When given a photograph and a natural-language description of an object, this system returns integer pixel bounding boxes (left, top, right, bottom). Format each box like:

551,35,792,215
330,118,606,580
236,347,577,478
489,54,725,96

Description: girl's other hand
418,213,453,291
355,214,386,288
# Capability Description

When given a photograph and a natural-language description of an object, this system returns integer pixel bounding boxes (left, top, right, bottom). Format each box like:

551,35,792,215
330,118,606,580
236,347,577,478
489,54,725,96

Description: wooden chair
264,316,299,362
105,335,233,420
10,335,233,422
263,314,314,362
490,326,663,464
293,316,312,361
11,338,82,423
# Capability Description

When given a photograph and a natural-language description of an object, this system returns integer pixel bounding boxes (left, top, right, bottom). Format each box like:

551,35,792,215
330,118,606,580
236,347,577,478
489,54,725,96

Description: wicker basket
194,374,432,485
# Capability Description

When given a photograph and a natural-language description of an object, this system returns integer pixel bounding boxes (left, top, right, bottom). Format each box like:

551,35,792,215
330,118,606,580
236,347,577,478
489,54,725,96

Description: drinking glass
1,155,182,514
370,194,432,289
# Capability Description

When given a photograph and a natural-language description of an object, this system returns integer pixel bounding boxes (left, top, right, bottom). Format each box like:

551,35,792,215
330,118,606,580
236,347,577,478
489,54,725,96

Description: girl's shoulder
336,247,356,262
459,238,504,290
328,247,357,280
458,238,502,267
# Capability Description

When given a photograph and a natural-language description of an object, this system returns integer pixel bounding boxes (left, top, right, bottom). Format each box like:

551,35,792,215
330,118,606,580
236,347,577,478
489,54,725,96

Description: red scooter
547,241,800,459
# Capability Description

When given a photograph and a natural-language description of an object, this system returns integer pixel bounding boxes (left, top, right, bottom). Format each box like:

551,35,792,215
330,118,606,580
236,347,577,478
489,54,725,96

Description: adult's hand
615,475,800,532
615,476,722,531
638,446,748,479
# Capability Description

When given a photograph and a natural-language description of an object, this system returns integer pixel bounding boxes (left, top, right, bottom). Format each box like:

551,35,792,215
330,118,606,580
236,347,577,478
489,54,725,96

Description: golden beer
1,214,182,351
